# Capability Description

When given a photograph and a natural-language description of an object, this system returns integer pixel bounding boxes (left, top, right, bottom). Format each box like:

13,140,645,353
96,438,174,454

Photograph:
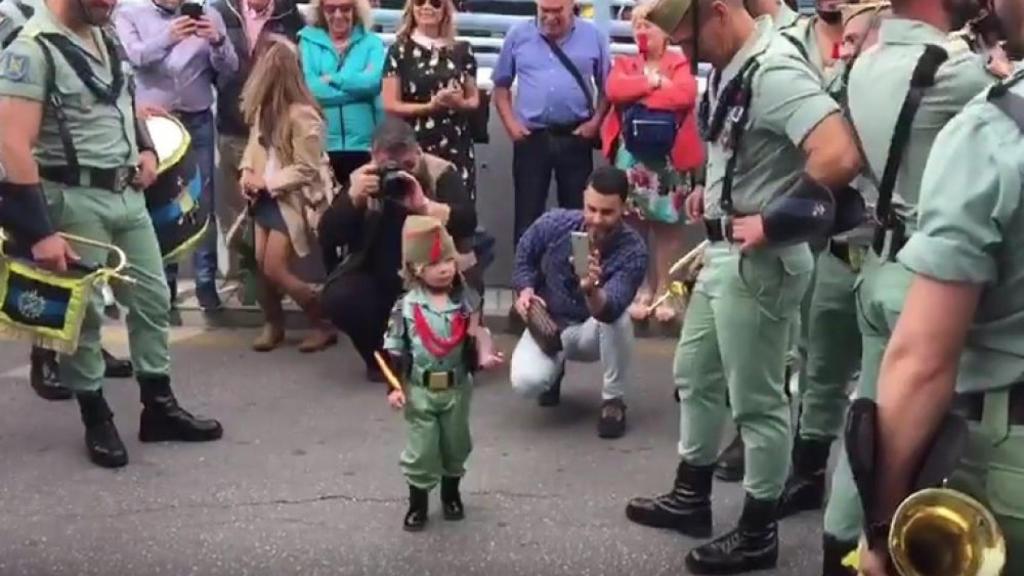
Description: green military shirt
0,0,34,47
384,286,481,376
703,16,839,220
780,16,844,97
772,2,801,31
846,18,992,233
899,72,1024,393
0,3,137,169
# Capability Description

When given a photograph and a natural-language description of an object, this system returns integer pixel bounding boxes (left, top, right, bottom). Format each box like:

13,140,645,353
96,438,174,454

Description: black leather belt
956,387,1024,424
40,166,136,193
704,218,729,242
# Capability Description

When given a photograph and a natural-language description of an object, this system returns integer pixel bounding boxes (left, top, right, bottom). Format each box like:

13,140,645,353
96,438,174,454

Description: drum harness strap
870,44,948,260
697,46,768,232
0,0,34,48
986,72,1024,131
30,29,133,182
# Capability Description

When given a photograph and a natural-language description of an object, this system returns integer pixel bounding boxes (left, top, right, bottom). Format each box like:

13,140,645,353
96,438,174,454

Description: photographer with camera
319,117,477,382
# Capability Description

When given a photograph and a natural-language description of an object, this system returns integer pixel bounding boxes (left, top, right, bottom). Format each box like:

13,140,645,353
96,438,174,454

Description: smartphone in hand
570,231,590,278
181,3,204,19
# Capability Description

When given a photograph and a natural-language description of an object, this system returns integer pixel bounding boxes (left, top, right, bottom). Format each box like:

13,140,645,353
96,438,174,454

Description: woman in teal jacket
299,0,385,185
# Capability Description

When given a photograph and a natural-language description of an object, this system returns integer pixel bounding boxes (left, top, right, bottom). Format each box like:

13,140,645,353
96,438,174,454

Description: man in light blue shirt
115,0,238,312
492,0,611,245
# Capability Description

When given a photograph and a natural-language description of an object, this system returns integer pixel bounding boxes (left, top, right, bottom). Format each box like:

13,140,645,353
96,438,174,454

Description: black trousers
512,130,593,245
321,271,402,371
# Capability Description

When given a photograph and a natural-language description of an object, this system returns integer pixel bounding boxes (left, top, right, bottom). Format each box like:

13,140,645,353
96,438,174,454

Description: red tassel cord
412,304,468,358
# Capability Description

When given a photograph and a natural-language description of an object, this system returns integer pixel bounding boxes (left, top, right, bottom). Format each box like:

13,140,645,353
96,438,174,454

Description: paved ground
0,326,828,576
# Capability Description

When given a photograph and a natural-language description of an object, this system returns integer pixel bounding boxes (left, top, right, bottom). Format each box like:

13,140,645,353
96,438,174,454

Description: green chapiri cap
646,0,696,37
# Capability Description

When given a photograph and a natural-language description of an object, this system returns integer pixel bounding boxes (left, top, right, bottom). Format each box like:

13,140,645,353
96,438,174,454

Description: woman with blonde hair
238,36,339,353
299,0,385,190
382,0,480,199
601,2,702,323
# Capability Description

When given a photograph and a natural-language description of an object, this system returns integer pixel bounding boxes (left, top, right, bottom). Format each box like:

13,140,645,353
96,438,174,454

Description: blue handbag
621,104,679,162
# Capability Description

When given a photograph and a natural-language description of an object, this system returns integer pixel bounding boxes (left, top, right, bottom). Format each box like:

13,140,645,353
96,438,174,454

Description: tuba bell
887,487,1006,576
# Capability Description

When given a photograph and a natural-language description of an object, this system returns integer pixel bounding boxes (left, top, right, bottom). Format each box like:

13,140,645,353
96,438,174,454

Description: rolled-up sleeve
491,23,520,89
753,56,839,147
511,212,558,292
898,108,1018,285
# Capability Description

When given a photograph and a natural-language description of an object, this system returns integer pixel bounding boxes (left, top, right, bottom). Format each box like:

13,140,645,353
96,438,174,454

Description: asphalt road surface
0,327,829,576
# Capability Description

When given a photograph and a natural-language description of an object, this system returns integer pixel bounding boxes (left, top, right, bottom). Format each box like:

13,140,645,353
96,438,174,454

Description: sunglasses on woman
413,0,444,9
323,3,353,15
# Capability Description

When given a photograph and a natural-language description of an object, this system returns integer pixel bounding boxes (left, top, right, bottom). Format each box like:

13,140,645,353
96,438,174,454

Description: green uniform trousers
824,251,913,541
796,247,861,440
950,390,1024,576
401,380,473,490
675,244,813,500
43,183,172,392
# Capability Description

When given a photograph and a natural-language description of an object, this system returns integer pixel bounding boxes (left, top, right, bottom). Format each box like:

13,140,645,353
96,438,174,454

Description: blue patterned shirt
512,209,648,325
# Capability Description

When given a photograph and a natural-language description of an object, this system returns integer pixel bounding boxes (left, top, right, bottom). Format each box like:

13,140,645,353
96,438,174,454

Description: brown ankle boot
296,288,337,353
252,323,285,352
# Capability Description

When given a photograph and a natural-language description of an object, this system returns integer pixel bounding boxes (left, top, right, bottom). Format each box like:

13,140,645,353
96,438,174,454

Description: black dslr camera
376,162,412,200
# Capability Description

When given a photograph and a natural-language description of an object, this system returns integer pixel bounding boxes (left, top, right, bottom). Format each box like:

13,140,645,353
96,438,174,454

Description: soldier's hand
170,16,197,41
134,151,159,189
686,185,704,222
31,234,78,273
387,389,406,410
855,540,892,576
732,214,767,251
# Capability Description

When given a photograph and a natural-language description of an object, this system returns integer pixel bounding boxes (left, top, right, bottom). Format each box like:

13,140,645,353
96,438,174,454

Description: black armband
762,174,836,245
135,116,156,156
0,182,56,245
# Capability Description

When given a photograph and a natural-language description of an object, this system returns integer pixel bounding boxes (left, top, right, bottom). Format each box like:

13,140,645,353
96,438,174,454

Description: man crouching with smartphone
509,166,647,438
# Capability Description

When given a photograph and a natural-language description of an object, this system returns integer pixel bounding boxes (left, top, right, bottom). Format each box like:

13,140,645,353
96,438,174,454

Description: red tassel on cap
429,229,442,263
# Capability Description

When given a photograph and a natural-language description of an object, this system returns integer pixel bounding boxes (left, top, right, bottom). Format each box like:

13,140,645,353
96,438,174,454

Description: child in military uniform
384,215,503,531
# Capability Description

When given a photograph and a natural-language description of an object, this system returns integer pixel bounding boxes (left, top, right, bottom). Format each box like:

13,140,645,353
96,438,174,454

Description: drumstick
668,240,709,276
374,351,404,393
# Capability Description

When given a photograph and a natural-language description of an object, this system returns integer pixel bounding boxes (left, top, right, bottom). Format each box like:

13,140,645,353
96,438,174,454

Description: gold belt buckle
428,372,450,391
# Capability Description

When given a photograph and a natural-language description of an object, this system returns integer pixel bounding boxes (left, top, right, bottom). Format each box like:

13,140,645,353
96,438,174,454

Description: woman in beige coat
238,36,338,352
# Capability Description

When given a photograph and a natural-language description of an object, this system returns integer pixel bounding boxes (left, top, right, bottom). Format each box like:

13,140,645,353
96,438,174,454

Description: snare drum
144,115,210,262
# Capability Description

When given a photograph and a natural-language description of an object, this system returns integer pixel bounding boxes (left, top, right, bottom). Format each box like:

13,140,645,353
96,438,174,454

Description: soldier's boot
76,390,128,469
137,375,223,443
30,346,72,401
822,534,858,576
715,433,744,482
777,436,832,519
685,494,778,575
102,348,134,379
441,476,465,521
625,460,713,538
404,485,429,532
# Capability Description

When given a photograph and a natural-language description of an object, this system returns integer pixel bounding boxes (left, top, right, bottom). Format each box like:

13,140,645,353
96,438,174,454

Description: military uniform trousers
824,250,912,540
796,245,862,440
948,389,1024,575
43,182,172,392
674,243,813,500
401,374,474,491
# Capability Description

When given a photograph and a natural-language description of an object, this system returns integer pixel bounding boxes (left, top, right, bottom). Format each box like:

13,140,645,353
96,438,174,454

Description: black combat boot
625,460,713,538
404,485,429,531
441,476,465,521
102,348,134,379
137,375,223,443
715,433,744,482
30,347,72,401
822,534,858,576
76,390,128,468
685,494,779,575
777,436,832,519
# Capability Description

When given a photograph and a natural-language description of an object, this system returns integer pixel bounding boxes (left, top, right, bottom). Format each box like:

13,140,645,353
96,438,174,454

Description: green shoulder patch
0,51,29,82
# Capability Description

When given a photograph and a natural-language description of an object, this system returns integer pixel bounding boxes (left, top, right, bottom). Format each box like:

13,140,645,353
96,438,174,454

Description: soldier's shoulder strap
986,72,1024,133
873,44,948,229
778,17,813,67
27,30,79,172
0,1,32,49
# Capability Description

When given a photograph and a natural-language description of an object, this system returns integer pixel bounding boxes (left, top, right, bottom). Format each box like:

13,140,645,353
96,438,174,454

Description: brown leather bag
525,301,563,357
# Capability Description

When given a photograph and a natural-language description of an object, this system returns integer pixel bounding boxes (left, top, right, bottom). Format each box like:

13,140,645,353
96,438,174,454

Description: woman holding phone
382,0,480,199
601,2,701,323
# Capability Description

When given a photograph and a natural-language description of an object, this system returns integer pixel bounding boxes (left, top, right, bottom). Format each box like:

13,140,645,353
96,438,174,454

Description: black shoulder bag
540,35,601,148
